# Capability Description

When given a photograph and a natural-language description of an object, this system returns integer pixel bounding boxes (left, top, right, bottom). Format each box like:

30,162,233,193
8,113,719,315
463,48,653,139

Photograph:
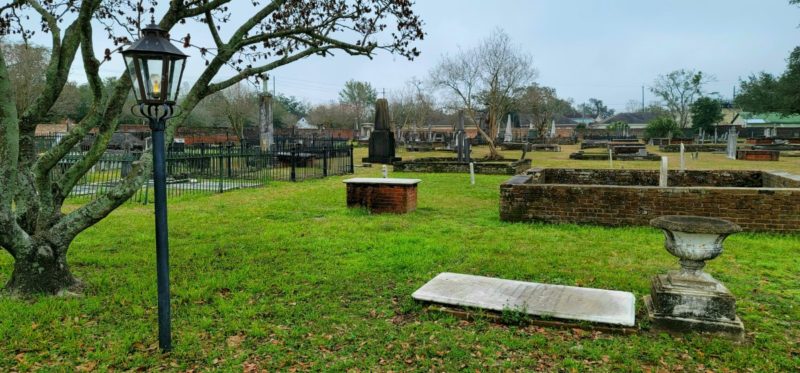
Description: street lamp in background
122,20,188,352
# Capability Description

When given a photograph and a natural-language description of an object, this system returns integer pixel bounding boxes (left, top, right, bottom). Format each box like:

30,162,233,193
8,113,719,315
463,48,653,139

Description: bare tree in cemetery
650,69,711,129
520,84,572,138
0,0,424,295
430,29,535,159
207,82,258,141
338,79,378,130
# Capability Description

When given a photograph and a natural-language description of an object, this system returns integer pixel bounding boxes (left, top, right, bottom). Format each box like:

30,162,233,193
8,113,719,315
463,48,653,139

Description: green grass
1,149,799,371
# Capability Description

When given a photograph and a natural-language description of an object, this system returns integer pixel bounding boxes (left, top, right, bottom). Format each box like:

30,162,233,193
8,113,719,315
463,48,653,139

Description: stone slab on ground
412,272,635,326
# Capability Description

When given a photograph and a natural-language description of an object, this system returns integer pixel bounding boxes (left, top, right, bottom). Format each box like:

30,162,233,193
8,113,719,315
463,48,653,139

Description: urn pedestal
644,215,745,339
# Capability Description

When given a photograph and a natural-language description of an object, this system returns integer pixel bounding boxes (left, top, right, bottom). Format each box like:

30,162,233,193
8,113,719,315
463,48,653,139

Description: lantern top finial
121,21,188,59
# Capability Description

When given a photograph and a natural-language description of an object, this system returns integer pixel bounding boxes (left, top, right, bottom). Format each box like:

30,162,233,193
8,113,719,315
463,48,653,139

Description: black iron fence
39,136,354,204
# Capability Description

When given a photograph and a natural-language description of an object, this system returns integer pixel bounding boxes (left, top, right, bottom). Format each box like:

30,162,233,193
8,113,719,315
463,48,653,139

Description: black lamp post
122,21,188,352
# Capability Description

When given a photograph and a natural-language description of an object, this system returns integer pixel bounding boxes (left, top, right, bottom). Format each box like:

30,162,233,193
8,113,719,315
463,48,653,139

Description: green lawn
1,150,799,371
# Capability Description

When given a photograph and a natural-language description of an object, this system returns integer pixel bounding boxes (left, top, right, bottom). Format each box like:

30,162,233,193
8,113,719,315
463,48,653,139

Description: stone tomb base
413,272,635,326
344,178,420,214
644,273,744,339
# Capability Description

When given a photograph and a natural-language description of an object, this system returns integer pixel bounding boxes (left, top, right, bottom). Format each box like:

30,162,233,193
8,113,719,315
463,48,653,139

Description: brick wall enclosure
500,168,800,233
737,150,780,161
393,158,530,175
347,183,417,213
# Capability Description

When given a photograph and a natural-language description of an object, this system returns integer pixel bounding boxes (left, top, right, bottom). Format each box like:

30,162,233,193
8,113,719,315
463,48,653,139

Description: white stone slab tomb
412,272,635,326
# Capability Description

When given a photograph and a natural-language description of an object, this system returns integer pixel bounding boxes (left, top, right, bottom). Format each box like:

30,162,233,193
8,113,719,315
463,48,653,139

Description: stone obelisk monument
363,98,401,164
258,79,274,152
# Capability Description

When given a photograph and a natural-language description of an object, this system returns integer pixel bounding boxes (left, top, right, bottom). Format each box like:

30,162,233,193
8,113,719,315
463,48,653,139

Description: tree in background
735,46,800,115
338,80,377,130
625,99,643,113
690,97,723,137
308,102,352,129
207,82,258,140
578,98,614,120
430,28,536,159
2,43,49,116
519,84,572,138
650,69,710,128
644,116,680,140
0,0,424,295
390,78,434,142
607,121,630,137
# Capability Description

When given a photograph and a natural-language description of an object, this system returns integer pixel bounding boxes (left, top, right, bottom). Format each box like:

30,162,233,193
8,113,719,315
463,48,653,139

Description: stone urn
644,215,745,339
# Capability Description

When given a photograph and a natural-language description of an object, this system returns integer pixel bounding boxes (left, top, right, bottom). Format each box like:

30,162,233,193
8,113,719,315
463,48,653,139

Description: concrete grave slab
412,272,635,326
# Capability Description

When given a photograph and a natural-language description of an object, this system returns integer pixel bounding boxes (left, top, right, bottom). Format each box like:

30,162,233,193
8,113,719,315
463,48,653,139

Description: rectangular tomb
500,168,800,233
344,178,420,214
412,272,636,326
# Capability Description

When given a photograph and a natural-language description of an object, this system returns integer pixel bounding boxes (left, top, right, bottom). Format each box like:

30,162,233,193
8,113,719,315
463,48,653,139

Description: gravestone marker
503,115,513,143
413,273,635,326
454,110,470,162
726,127,737,160
679,143,686,171
362,99,401,164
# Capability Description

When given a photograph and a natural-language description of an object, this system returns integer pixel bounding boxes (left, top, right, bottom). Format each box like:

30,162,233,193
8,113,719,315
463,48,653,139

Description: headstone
679,143,686,171
381,165,388,178
549,119,557,138
726,127,737,160
469,162,475,185
362,99,401,164
659,157,668,187
608,148,613,169
503,115,513,143
413,273,635,326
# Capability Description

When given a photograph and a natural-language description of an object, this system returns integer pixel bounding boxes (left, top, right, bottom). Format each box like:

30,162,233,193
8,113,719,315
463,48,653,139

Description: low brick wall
737,150,780,161
393,157,530,175
346,182,418,213
659,144,727,152
763,171,800,188
534,168,762,187
500,168,800,233
569,151,661,161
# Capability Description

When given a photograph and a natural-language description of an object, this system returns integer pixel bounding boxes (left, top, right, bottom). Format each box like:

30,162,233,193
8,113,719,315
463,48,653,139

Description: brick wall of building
347,184,417,213
501,169,800,233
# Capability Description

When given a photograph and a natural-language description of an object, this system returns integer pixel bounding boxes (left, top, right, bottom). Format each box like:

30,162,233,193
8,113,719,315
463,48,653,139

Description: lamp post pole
122,20,187,352
149,110,172,351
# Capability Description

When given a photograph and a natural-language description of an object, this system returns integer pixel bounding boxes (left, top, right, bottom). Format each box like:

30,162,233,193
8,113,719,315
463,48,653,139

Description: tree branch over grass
0,0,424,295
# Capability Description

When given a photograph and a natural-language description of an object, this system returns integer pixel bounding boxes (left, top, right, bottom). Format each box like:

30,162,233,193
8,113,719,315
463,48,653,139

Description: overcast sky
54,0,800,113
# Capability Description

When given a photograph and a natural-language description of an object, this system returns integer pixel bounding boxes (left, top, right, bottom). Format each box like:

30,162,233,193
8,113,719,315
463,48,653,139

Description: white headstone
608,147,613,169
381,165,388,178
412,273,636,326
659,157,668,187
549,119,557,138
726,128,738,159
469,162,475,185
679,143,686,171
504,115,513,143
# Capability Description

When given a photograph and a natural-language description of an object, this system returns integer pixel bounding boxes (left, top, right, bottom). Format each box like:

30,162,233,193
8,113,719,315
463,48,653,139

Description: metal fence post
226,143,232,178
291,147,297,182
323,147,328,177
218,155,224,193
349,143,354,174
